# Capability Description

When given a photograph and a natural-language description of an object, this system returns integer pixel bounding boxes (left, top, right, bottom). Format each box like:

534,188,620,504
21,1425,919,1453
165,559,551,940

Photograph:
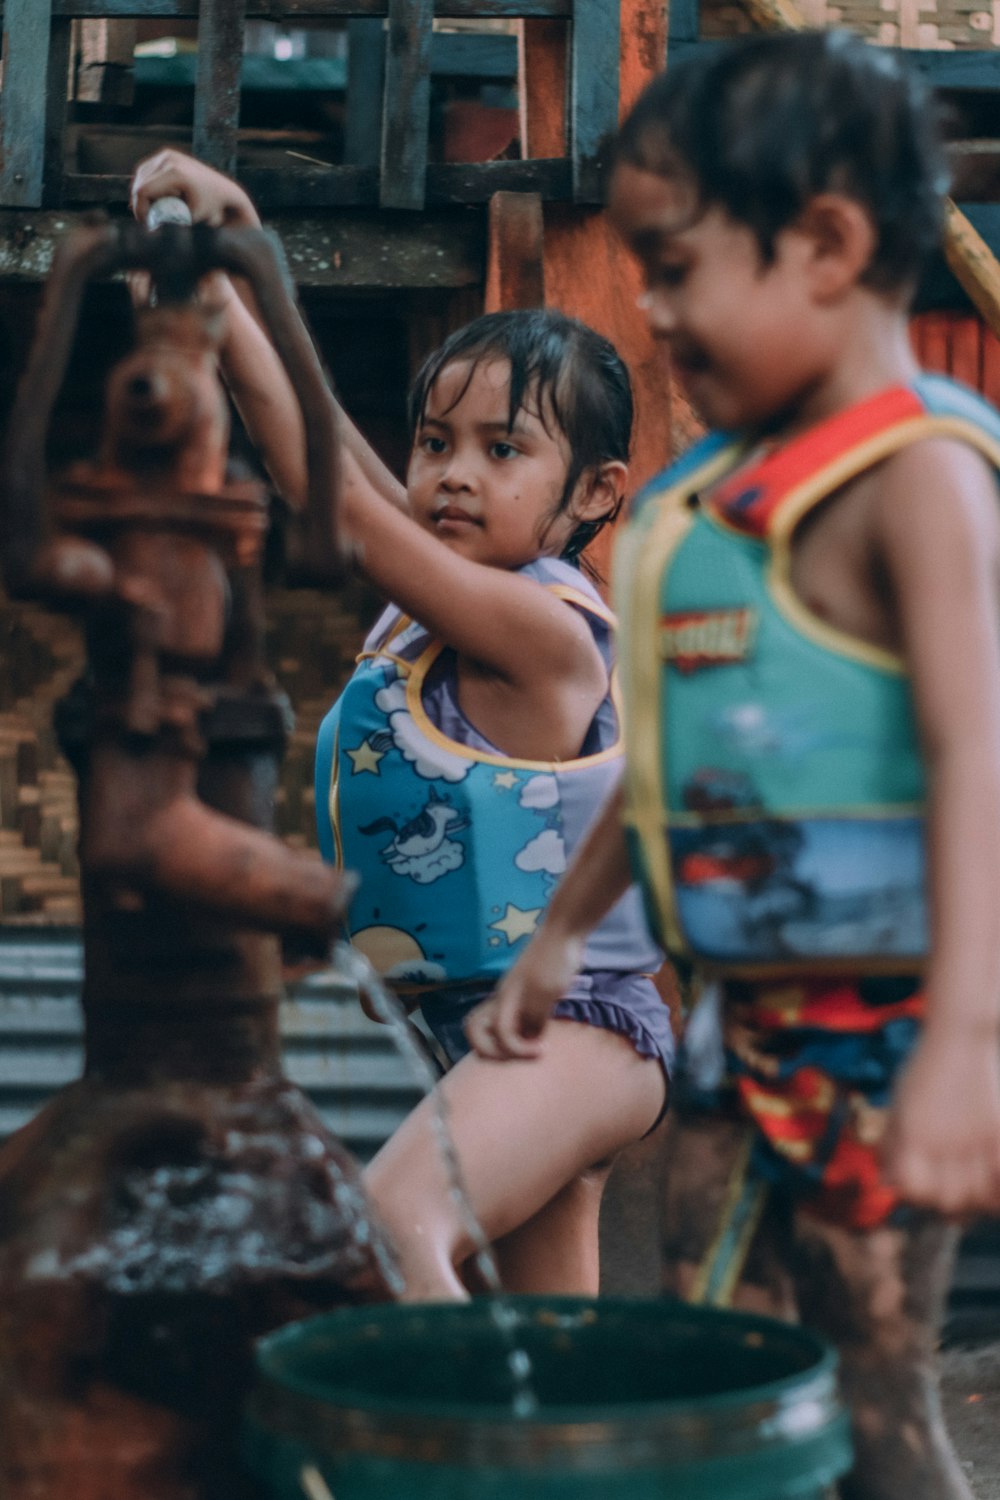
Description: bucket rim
250,1295,844,1461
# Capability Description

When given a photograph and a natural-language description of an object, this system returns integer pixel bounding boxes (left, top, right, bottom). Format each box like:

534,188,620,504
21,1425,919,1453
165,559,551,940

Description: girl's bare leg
789,1211,971,1500
363,1021,665,1301
493,1163,613,1296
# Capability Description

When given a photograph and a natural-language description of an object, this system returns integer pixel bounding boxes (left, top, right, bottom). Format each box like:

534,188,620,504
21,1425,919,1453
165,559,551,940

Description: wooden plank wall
912,311,1000,405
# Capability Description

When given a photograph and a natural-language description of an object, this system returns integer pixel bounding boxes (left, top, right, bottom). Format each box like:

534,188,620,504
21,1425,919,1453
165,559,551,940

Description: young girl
131,154,673,1301
471,33,1000,1499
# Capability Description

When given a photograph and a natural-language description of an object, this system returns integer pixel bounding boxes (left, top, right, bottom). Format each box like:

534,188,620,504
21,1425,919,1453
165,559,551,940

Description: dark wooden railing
0,0,621,211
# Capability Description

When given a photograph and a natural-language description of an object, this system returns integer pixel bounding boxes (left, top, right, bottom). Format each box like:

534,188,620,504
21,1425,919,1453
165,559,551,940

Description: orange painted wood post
983,326,1000,408
484,191,546,311
487,1,677,582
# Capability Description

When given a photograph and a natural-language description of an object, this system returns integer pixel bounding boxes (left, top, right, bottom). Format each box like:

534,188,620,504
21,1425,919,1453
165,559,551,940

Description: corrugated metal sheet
0,932,423,1161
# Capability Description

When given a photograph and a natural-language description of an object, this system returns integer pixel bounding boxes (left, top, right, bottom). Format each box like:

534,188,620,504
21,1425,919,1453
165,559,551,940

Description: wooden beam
484,191,545,310
379,0,433,209
344,18,385,168
431,32,518,77
0,209,485,288
62,158,572,209
944,202,1000,341
42,20,74,208
668,38,1000,90
569,0,619,202
902,49,1000,90
30,0,573,15
0,0,54,207
193,0,247,174
666,0,699,49
428,159,570,201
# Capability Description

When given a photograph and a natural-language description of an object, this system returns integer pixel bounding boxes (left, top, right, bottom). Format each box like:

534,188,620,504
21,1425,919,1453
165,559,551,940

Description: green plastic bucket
245,1297,851,1499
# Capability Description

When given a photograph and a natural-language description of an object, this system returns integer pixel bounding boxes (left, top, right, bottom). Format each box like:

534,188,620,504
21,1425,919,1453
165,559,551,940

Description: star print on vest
315,556,663,990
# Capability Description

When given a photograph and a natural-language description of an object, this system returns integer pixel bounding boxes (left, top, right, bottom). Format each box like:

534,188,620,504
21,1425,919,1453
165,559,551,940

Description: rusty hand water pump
0,215,399,1498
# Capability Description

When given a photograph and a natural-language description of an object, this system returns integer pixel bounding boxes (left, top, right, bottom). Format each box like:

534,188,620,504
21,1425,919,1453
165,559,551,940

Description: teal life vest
613,376,1000,979
315,557,661,992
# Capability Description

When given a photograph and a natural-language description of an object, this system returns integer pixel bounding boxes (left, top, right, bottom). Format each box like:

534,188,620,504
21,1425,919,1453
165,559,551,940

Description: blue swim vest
613,376,1000,979
316,556,660,991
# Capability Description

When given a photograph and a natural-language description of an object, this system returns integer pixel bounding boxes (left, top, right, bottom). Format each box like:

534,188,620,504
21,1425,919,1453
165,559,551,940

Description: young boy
466,32,1000,1500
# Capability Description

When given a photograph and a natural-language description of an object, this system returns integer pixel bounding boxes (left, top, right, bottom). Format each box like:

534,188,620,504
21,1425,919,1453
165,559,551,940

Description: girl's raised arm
339,446,613,716
130,151,407,516
877,435,1000,1217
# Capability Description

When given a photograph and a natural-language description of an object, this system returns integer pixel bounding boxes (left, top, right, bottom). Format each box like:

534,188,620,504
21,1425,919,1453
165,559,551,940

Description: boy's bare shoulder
874,434,1000,560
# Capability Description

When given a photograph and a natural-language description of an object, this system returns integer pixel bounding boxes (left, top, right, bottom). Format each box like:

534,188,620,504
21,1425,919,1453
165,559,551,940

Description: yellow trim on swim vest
545,581,618,627
403,582,625,773
614,443,744,953
354,612,415,667
766,414,1000,673
666,800,925,828
327,721,344,868
355,649,415,673
689,953,927,982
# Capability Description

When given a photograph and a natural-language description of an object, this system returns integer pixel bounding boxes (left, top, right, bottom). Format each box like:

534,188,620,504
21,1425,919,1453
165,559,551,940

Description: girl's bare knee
370,1190,467,1300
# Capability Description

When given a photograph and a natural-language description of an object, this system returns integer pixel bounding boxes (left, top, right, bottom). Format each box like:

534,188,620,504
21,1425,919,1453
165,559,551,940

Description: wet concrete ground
943,1319,1000,1500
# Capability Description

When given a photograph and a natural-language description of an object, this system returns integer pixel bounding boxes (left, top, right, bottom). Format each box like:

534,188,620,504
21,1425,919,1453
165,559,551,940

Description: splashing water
334,943,539,1417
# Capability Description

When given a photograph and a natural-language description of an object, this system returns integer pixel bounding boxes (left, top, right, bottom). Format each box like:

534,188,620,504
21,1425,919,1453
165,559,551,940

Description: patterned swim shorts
722,975,924,1229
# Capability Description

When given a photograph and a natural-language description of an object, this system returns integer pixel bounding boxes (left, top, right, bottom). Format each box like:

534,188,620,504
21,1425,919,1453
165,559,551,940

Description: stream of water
334,944,538,1417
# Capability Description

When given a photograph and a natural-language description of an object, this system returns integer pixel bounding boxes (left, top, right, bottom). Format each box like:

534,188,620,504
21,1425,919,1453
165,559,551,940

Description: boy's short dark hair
614,30,949,294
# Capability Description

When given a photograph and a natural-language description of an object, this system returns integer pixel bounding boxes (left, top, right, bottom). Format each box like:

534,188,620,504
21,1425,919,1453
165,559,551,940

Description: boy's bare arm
876,436,1000,1216
465,781,632,1059
130,150,407,516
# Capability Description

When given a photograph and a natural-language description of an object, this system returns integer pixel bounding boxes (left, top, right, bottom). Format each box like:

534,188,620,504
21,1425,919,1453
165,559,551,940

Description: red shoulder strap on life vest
709,385,924,538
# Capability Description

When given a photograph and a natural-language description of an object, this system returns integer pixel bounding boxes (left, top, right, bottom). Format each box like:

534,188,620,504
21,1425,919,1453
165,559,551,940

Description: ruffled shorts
419,970,675,1125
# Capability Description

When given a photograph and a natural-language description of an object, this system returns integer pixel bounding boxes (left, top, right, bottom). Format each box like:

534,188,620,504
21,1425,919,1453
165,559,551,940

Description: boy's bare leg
659,1110,797,1318
657,1110,971,1497
789,1211,971,1500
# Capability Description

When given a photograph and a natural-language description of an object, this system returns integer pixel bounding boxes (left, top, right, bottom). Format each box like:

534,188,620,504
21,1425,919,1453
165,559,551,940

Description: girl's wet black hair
614,30,949,294
408,309,633,570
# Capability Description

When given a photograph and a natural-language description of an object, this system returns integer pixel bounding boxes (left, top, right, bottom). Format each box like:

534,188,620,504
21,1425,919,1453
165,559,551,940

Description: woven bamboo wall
0,584,376,925
0,608,84,924
702,0,1000,48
